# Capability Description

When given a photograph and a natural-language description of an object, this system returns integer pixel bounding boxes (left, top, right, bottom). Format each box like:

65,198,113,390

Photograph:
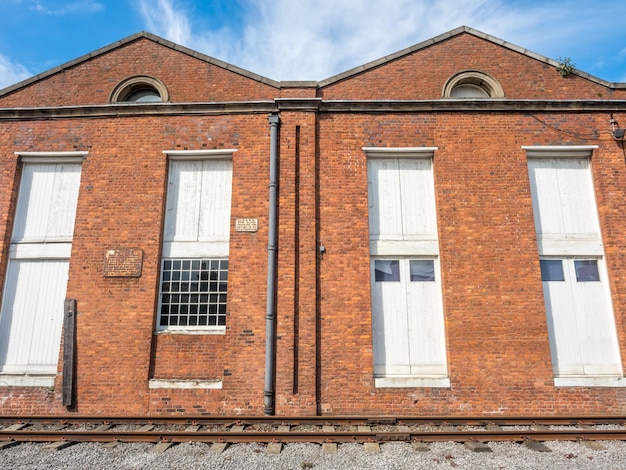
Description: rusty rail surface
1,415,626,426
0,416,625,445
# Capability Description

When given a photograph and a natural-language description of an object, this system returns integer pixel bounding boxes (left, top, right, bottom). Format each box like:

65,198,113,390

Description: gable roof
0,31,280,97
2,26,625,98
318,25,626,89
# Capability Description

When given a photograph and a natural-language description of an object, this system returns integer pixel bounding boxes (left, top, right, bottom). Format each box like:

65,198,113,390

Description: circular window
110,76,169,103
442,70,504,99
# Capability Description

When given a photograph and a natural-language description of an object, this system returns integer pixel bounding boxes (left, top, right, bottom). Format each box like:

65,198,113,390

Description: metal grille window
158,259,228,327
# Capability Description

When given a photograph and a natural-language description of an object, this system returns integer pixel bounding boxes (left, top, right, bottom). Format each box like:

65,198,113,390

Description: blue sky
1,0,625,90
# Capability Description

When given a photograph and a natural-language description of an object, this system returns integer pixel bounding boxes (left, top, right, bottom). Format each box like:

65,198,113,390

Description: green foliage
556,56,575,77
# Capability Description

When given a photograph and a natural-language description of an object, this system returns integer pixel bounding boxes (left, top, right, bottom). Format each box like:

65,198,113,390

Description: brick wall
0,30,625,417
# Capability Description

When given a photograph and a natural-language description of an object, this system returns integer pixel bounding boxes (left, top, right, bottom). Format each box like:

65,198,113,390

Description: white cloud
137,0,191,46
29,0,103,15
135,0,626,81
0,54,32,90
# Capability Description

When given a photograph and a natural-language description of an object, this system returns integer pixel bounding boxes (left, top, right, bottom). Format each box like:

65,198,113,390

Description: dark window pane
191,260,200,270
374,260,400,282
575,260,600,282
410,260,435,281
540,260,564,281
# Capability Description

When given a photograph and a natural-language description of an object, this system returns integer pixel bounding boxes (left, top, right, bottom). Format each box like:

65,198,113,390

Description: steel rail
2,429,626,444
1,416,626,426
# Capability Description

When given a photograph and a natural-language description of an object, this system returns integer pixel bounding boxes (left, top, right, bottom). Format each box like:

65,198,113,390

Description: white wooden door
406,259,447,375
0,161,81,375
0,259,70,374
368,158,436,242
542,258,621,376
372,258,447,377
164,159,232,243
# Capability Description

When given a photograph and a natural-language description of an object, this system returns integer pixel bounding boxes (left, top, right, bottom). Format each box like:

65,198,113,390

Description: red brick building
0,26,625,416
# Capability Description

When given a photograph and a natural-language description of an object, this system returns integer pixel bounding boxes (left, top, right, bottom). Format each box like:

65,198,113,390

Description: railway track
1,416,626,448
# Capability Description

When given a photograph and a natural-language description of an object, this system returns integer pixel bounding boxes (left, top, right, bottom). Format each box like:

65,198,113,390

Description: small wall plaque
235,218,259,232
103,248,143,277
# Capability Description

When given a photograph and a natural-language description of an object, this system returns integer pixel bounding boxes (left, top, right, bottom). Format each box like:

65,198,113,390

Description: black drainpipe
264,113,280,415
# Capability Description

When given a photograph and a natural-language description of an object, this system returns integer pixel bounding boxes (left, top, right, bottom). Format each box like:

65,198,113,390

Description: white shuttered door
371,258,446,376
0,161,81,375
163,159,232,258
542,258,621,376
528,155,622,378
368,155,446,379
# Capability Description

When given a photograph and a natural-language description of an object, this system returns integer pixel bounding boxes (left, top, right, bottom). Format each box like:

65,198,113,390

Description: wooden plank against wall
62,298,76,407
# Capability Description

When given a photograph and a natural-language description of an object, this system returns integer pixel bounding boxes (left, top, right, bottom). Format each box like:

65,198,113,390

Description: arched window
109,76,169,103
442,71,504,99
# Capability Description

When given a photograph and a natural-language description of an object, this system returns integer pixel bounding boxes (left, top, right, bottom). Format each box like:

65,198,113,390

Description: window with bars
158,259,228,327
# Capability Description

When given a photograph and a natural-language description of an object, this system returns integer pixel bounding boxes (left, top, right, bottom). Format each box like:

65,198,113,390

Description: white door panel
0,259,69,374
406,260,447,375
13,163,81,242
372,258,447,377
543,258,621,377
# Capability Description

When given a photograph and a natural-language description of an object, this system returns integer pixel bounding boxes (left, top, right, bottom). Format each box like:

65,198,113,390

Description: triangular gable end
319,25,623,90
0,32,280,107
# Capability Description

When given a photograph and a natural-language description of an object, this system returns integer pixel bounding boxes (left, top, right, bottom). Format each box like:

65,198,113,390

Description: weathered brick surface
0,37,279,107
0,29,625,417
320,33,626,100
316,111,626,415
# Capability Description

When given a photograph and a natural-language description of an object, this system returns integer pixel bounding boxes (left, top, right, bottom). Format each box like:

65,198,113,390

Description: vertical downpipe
264,114,280,415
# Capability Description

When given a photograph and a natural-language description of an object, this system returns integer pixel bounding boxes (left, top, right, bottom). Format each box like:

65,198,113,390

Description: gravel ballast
1,440,626,469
